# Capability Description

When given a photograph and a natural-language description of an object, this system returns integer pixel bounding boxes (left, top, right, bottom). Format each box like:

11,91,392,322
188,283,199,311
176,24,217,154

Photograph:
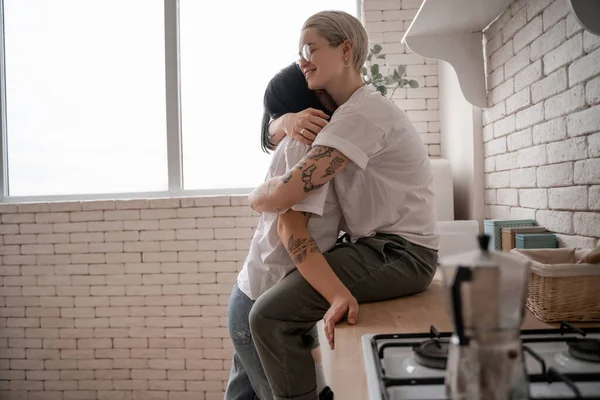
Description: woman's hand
282,108,329,146
323,291,359,350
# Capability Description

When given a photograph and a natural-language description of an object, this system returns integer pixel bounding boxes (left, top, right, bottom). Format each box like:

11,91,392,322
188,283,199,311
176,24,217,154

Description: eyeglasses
297,41,343,65
297,44,314,65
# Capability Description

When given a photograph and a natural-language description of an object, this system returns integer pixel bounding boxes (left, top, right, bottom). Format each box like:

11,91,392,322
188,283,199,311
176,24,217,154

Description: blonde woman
248,10,440,400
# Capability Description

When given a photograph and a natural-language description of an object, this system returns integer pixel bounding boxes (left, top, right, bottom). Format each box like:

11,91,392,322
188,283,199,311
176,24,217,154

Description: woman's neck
326,72,365,106
315,91,337,113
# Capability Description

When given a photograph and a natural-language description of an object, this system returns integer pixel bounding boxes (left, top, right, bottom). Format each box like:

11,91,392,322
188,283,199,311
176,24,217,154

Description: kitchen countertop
327,276,600,399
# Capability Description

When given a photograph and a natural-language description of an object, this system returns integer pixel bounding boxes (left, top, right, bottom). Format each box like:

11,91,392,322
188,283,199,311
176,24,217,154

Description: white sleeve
279,142,329,217
312,108,386,170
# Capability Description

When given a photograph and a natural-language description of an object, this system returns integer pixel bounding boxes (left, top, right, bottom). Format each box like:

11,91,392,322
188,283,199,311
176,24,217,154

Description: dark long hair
261,63,330,153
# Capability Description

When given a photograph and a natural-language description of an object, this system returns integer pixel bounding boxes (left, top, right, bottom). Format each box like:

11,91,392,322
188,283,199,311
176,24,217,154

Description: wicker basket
510,248,600,322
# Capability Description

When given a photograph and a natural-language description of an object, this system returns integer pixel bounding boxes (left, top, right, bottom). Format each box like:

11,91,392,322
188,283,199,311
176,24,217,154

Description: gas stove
362,322,600,400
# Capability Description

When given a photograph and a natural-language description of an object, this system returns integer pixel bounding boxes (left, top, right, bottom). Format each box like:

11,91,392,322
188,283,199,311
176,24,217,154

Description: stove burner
368,323,600,400
412,339,449,369
567,338,600,363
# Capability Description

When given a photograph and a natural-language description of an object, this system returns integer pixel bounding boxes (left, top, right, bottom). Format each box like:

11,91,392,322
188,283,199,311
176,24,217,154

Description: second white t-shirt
237,136,343,300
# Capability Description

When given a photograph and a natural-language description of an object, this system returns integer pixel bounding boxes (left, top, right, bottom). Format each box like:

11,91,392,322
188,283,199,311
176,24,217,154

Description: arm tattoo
282,146,342,191
286,234,320,264
301,165,326,193
281,170,292,184
309,242,320,253
282,160,307,184
287,234,308,264
307,145,334,161
322,156,345,178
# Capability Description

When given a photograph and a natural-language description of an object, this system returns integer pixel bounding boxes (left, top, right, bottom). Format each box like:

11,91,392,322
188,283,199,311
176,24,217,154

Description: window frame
0,0,360,203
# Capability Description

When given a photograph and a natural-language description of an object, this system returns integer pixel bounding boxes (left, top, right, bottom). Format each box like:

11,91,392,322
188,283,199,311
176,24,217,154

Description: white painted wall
439,61,485,226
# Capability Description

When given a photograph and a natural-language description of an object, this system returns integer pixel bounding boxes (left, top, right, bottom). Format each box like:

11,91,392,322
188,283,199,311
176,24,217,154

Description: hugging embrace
225,10,439,400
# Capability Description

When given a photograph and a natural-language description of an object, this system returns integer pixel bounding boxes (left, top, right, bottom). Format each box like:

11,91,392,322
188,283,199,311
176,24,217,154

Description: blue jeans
225,284,319,400
225,284,272,400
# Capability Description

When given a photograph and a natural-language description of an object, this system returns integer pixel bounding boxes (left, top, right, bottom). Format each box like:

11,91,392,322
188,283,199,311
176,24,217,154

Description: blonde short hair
302,10,368,72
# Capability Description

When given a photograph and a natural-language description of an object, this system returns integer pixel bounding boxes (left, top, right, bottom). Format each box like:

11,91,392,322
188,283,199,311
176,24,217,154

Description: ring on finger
300,128,308,139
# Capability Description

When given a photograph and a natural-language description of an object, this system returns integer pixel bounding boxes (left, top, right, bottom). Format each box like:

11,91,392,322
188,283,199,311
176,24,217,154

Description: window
179,0,357,191
0,0,358,199
3,0,167,197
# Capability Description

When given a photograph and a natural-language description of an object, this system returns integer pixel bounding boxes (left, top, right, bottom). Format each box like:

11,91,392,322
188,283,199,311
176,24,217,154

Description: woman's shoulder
280,136,310,151
270,136,310,170
272,136,307,157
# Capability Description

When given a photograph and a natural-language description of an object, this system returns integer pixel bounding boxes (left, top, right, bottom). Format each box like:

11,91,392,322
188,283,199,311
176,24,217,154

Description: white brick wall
365,0,441,156
0,3,436,398
483,0,600,245
1,196,258,400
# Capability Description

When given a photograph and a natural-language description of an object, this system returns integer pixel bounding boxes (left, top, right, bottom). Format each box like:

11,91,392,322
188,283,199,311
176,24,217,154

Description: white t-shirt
313,85,440,250
237,136,343,300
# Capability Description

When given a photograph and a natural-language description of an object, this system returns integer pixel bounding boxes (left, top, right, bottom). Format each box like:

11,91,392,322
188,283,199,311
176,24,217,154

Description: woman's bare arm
249,145,349,213
277,210,358,349
268,109,329,148
268,116,287,147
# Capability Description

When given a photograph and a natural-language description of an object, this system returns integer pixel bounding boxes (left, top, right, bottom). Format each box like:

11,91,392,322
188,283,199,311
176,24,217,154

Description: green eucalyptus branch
361,44,419,98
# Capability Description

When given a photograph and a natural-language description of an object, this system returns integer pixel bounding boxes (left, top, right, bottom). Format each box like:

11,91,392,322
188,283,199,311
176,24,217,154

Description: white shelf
402,0,513,108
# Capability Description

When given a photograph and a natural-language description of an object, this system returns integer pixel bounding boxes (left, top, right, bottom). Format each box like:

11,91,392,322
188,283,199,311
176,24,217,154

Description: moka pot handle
452,266,472,346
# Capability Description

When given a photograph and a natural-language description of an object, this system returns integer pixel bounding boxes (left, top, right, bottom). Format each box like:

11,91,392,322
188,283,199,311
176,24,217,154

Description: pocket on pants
361,234,408,267
228,286,253,346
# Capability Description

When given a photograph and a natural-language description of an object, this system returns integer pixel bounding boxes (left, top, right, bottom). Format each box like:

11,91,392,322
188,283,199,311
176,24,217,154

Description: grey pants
249,233,437,400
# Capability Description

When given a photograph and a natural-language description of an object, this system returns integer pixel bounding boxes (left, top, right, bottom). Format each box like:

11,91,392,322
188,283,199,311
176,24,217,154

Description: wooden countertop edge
325,278,600,399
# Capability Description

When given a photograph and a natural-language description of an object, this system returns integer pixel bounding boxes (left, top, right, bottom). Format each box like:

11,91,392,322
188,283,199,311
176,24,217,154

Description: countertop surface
326,276,600,399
